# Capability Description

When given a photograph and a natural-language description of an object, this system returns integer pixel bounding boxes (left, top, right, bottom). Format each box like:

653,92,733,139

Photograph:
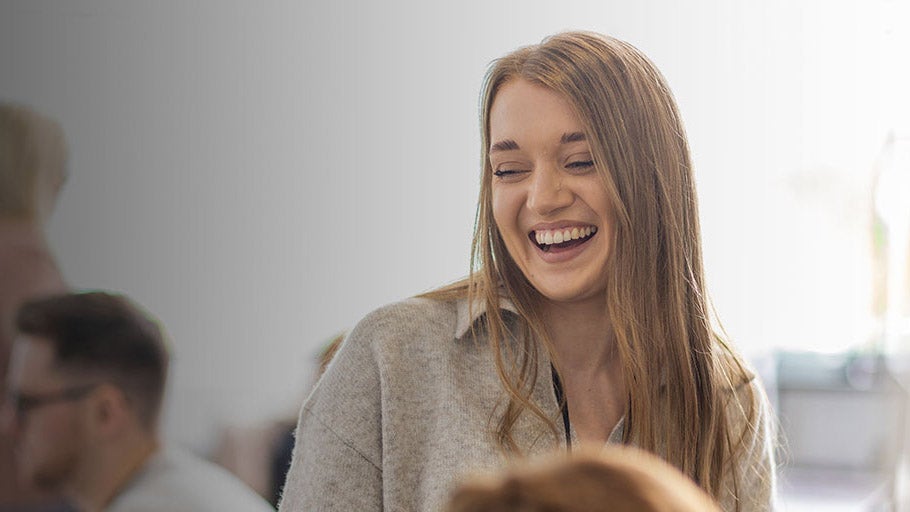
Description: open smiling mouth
529,226,598,253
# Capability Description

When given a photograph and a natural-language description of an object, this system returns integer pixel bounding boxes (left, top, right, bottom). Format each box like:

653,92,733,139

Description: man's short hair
15,292,169,430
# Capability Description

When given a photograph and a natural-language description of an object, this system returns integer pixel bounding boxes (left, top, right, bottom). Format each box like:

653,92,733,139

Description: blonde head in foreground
446,446,722,512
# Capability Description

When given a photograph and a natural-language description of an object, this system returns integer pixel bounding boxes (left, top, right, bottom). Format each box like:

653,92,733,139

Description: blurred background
2,0,908,510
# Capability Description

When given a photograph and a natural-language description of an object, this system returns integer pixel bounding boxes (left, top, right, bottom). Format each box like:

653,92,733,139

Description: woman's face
489,79,613,306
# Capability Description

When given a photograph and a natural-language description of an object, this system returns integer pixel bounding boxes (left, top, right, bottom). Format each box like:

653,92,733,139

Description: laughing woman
279,31,776,512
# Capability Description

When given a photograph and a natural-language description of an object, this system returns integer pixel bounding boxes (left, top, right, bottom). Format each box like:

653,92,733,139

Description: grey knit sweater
278,296,776,512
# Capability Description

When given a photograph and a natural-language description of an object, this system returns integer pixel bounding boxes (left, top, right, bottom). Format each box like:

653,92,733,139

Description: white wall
2,0,904,452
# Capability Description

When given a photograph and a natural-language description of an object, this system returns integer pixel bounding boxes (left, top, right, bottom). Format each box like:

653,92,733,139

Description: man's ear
86,384,132,437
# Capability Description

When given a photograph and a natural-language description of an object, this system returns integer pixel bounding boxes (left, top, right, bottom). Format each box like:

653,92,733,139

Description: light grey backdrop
2,0,902,453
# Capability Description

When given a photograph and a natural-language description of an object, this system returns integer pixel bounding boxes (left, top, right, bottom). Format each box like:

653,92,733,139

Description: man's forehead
8,335,60,387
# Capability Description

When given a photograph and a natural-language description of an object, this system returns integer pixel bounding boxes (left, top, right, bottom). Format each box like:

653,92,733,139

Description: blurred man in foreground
2,292,274,512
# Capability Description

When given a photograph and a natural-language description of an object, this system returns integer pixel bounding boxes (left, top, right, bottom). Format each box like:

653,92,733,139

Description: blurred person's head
0,102,68,224
445,445,722,512
1,292,167,498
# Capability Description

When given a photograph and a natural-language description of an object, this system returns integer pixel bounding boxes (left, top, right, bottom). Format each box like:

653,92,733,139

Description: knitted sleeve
278,311,385,511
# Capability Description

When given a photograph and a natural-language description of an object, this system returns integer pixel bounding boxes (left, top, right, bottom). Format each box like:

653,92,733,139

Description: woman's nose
526,167,572,216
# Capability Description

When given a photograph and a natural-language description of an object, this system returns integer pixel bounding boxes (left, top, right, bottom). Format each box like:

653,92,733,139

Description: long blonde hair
424,31,755,503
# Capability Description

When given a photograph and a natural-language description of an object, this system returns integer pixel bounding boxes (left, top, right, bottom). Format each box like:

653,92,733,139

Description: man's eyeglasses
5,384,99,420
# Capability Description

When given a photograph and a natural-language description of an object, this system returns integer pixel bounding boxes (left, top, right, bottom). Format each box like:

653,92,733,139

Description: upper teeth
534,226,596,245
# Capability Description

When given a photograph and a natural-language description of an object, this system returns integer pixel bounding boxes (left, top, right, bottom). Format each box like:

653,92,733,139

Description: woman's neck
540,295,626,444
540,295,615,374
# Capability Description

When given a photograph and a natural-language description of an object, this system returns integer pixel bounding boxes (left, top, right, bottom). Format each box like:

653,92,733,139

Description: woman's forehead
489,80,585,145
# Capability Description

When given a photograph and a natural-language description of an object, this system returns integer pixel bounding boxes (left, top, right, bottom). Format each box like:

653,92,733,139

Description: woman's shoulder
309,295,484,421
350,295,463,344
304,296,464,415
332,294,484,368
715,349,776,467
713,344,774,437
717,364,777,511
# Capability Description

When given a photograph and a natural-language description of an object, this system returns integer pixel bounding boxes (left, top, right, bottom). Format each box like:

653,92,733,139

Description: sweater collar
454,295,519,339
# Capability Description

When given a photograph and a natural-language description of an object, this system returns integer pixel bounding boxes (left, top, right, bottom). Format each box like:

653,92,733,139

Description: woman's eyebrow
491,133,586,153
490,139,520,153
560,131,586,144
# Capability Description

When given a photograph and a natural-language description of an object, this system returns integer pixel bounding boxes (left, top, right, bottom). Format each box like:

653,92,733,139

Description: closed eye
566,160,594,170
493,169,528,178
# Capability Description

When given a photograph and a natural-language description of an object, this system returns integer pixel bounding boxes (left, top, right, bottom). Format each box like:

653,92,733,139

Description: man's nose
526,167,572,216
